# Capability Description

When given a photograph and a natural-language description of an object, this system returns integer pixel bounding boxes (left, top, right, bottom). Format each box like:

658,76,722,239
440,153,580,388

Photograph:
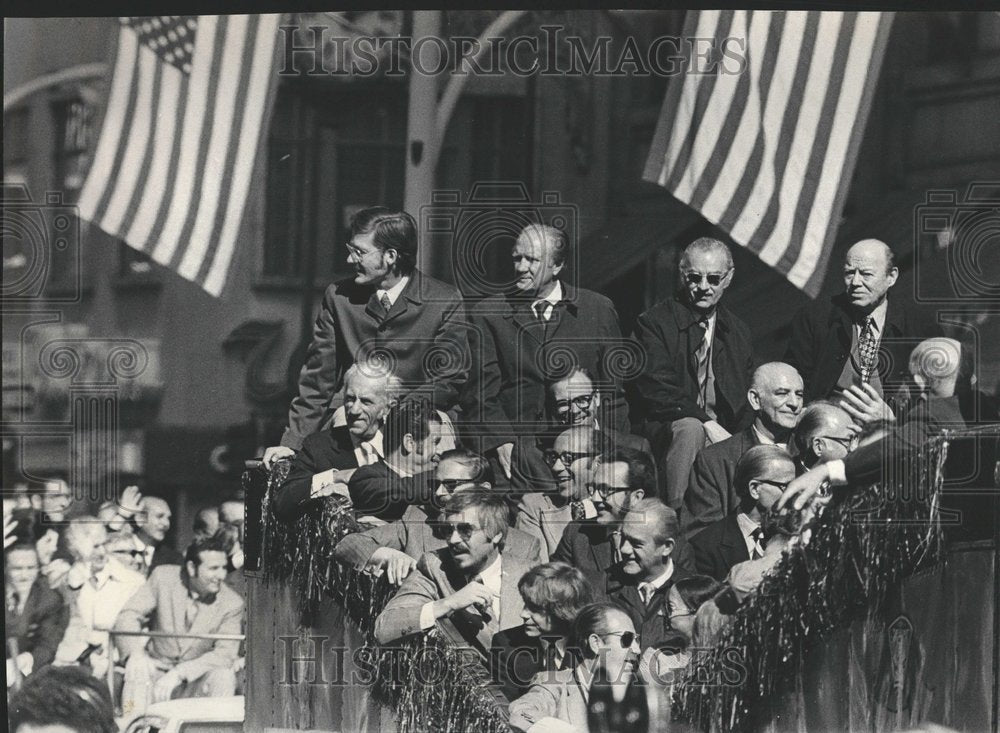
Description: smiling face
346,230,394,286
548,429,595,501
139,497,171,544
749,365,804,433
549,371,600,427
843,239,898,312
619,512,673,582
343,370,391,441
667,585,695,642
680,247,733,314
6,546,40,596
188,550,229,596
512,228,562,296
589,608,639,681
589,460,640,524
40,480,72,519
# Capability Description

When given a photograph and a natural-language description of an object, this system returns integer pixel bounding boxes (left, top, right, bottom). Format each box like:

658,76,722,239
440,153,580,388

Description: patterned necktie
858,316,878,383
750,527,764,560
609,529,623,564
695,318,712,408
379,292,392,313
570,500,586,522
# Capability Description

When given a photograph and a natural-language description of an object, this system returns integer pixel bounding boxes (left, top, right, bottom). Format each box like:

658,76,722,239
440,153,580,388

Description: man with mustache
374,491,535,658
262,207,470,467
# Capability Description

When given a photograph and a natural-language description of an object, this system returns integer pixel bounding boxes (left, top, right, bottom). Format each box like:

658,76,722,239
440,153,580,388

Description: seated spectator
490,562,595,700
725,504,804,604
690,445,797,581
9,664,117,733
334,449,541,585
612,499,691,652
516,425,601,561
510,368,650,497
790,401,858,471
192,506,221,540
683,362,802,539
104,528,146,574
374,491,534,657
5,542,68,685
346,397,443,521
54,517,146,676
275,359,401,520
134,494,184,573
508,601,640,732
666,574,722,652
115,531,244,722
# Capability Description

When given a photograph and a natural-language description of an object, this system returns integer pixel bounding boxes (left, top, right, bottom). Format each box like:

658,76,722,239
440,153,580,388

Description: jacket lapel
364,291,384,322
505,298,545,348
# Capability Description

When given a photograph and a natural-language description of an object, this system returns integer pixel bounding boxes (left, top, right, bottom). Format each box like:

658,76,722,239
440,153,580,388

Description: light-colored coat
508,667,589,733
514,492,572,562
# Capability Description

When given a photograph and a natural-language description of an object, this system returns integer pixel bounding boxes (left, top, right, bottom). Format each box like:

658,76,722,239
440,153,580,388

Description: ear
481,481,492,490
748,480,761,502
30,494,42,511
662,538,675,559
886,266,899,287
592,391,602,408
185,560,197,577
811,437,824,458
551,259,565,278
383,248,398,266
747,388,762,411
632,489,645,502
587,633,601,657
401,433,416,455
490,531,503,548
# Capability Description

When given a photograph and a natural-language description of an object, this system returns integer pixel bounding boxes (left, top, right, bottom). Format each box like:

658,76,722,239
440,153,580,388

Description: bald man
791,401,858,471
785,239,941,411
780,337,966,510
135,496,182,573
633,238,754,509
682,362,802,539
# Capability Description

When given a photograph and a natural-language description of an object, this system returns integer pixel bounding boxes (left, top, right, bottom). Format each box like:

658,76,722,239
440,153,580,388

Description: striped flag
78,15,283,297
643,11,894,297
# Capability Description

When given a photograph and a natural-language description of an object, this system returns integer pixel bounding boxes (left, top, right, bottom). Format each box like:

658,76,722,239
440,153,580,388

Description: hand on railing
262,446,295,470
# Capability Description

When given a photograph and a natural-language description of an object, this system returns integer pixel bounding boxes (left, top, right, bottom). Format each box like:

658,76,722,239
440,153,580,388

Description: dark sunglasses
543,450,596,468
683,270,730,287
437,478,467,494
553,393,595,414
754,478,790,491
602,630,638,649
440,522,483,542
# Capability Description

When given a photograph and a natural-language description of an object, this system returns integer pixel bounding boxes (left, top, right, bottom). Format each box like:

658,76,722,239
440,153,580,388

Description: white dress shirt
532,280,563,321
419,554,502,630
736,512,763,558
636,559,675,603
377,275,410,309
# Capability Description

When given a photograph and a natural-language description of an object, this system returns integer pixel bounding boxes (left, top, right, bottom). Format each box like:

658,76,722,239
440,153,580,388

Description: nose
448,528,463,545
521,608,531,622
850,272,863,286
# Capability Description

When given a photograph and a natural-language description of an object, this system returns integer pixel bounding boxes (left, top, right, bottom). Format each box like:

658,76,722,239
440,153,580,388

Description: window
52,98,94,202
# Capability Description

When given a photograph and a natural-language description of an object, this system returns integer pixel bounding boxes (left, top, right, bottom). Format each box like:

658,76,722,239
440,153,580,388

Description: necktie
750,527,764,560
858,316,877,383
543,639,560,671
379,292,392,313
7,591,19,614
360,441,377,465
695,318,712,409
639,583,655,605
570,500,586,522
609,529,623,564
532,301,548,321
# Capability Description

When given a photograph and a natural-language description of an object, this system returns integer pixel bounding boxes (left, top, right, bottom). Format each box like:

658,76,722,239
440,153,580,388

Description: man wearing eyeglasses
612,498,692,652
262,206,470,467
515,426,602,561
374,491,535,657
334,449,541,585
790,401,858,471
463,223,629,486
690,446,796,582
682,362,803,539
632,238,754,510
509,368,652,498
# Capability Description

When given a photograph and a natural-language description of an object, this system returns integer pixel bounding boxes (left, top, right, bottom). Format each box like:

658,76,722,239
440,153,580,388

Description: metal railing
97,628,245,709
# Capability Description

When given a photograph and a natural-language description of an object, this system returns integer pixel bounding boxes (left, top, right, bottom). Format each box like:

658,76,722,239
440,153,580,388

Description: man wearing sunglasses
683,362,803,539
374,491,535,657
515,426,601,561
632,238,753,510
263,206,471,466
334,449,541,585
690,445,796,582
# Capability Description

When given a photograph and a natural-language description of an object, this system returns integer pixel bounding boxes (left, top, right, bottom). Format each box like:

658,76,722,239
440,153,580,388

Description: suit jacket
682,426,760,539
334,503,542,569
552,522,696,602
842,395,966,488
508,667,589,733
5,579,69,668
275,425,361,520
374,547,532,654
689,513,751,582
510,428,652,497
632,296,753,432
785,293,942,406
345,462,437,521
490,626,571,702
463,283,629,450
608,564,692,651
514,492,572,562
282,269,470,449
114,565,244,683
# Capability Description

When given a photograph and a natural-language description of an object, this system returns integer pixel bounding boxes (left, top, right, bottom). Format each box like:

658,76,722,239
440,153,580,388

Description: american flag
78,15,283,297
643,11,894,297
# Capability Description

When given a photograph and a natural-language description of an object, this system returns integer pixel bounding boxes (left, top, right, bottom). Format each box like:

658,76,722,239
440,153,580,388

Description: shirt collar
533,279,563,309
352,429,384,456
861,298,888,334
637,559,675,594
384,458,413,479
736,512,760,540
475,552,503,592
377,275,410,308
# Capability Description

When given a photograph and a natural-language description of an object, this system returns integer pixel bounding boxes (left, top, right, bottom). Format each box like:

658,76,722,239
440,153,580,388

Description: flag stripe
644,10,893,298
203,14,282,294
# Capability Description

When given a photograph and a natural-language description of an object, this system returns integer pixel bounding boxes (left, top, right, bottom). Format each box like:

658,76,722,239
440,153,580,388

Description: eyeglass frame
587,482,631,500
681,268,733,287
438,521,485,543
436,478,469,495
599,630,639,649
542,449,597,468
819,434,858,449
552,392,597,415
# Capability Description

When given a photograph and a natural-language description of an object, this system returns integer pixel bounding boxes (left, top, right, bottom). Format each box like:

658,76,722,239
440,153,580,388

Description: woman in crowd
509,601,639,733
